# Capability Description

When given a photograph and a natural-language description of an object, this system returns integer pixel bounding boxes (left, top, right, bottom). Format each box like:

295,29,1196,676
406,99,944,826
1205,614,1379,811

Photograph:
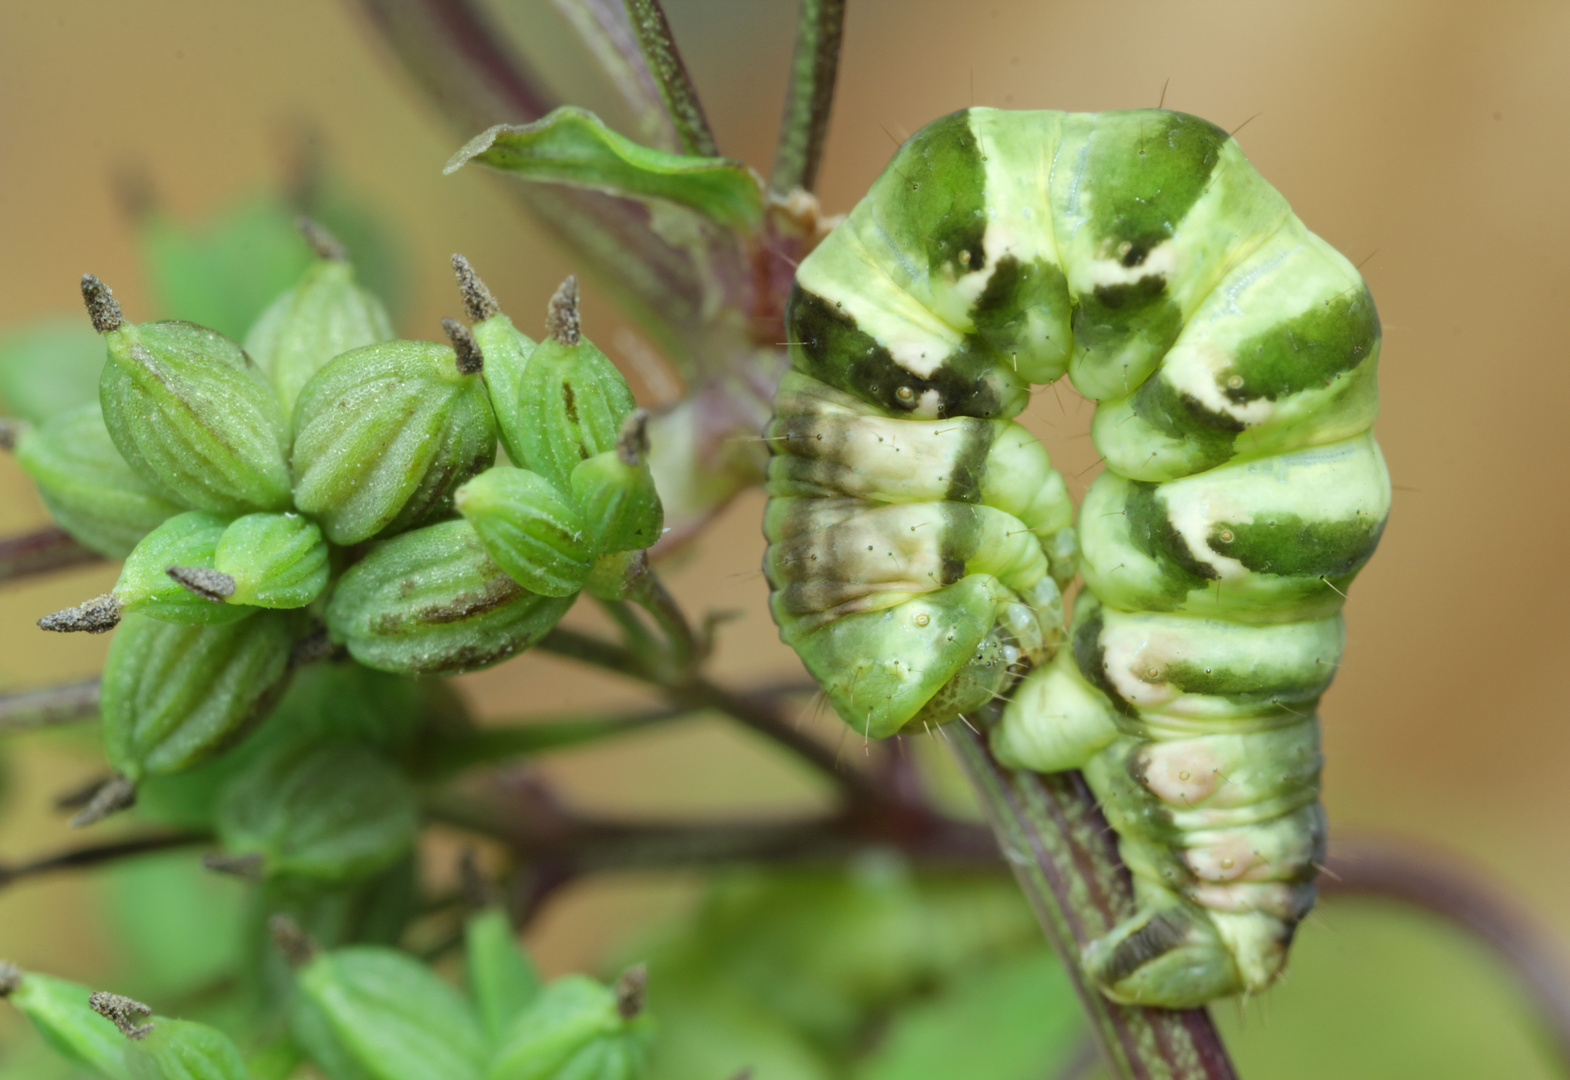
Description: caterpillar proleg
763,107,1387,1007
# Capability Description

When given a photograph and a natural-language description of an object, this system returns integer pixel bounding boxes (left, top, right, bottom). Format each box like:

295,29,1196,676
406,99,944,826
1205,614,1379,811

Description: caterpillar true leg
764,106,1386,1006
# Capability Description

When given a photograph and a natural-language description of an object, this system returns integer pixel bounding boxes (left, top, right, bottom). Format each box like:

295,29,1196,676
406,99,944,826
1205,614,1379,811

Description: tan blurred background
2,2,1568,1077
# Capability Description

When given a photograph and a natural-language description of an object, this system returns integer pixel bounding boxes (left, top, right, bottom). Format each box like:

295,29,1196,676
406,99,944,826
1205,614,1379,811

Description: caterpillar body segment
764,105,1388,1006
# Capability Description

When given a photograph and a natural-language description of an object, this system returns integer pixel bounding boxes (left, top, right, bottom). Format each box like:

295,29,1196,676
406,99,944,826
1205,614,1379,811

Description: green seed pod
215,742,419,881
36,511,255,634
212,512,330,609
452,255,537,468
325,519,574,675
295,946,488,1080
85,275,293,515
290,330,497,545
511,277,638,491
465,908,542,1045
1,968,131,1079
455,466,592,597
11,401,183,557
487,971,653,1080
569,410,663,556
101,610,297,782
246,221,396,416
124,1018,249,1080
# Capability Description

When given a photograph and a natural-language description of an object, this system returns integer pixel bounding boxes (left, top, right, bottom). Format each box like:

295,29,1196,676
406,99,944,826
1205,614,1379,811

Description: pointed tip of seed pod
166,565,236,603
296,215,347,261
442,317,485,375
458,848,494,910
545,275,580,346
70,775,137,828
88,990,154,1041
451,254,500,323
202,851,265,880
727,1071,755,1080
615,408,651,466
80,274,124,334
109,162,157,222
268,914,319,968
614,963,648,1020
0,418,22,452
38,594,122,634
0,962,21,998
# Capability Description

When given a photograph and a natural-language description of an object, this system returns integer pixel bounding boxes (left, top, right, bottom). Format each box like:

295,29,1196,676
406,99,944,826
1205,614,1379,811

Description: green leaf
446,107,764,231
464,908,541,1046
298,947,487,1080
851,951,1081,1080
0,317,106,423
125,1019,249,1080
100,852,247,999
4,971,131,1079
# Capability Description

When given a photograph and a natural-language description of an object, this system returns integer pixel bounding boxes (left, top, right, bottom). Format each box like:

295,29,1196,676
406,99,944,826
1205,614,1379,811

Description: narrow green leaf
446,107,763,230
465,908,541,1045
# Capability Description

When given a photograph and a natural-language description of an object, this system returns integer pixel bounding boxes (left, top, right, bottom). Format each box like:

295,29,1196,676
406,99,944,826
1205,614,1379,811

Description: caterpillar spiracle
762,108,1387,1007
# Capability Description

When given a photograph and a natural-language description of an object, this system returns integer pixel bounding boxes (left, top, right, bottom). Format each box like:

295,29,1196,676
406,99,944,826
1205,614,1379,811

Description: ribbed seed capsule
118,511,253,626
100,610,297,781
325,519,574,674
487,972,654,1080
11,401,183,557
452,254,539,467
212,512,330,609
570,410,664,557
246,222,395,416
215,741,419,881
1,970,131,1078
455,466,592,597
512,277,638,491
85,275,293,515
124,1019,250,1080
290,333,497,545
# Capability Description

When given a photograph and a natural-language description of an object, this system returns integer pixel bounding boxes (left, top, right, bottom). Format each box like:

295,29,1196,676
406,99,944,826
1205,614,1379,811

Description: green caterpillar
763,107,1387,1007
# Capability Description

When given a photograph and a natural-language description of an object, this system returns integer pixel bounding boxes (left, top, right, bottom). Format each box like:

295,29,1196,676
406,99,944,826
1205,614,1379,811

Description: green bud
290,332,497,545
465,908,541,1045
216,742,419,881
569,410,663,556
511,277,638,491
124,1018,249,1080
11,401,183,557
325,519,573,675
87,275,293,515
296,946,488,1080
487,970,653,1080
212,512,330,609
2,968,131,1078
452,255,536,467
246,221,395,416
455,466,591,597
101,610,298,782
37,511,253,634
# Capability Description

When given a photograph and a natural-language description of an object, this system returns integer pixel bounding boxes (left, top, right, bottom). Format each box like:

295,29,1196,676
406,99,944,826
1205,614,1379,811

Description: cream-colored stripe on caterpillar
763,107,1387,1007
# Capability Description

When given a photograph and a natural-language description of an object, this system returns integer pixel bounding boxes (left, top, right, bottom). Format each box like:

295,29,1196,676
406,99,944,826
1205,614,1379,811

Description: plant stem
1322,835,1570,1069
539,625,882,803
0,679,100,732
770,0,848,195
549,0,680,151
621,0,718,157
0,833,205,889
0,527,101,585
946,724,1238,1080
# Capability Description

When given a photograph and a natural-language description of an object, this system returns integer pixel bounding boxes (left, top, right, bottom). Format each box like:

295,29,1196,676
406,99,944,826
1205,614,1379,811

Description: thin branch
549,0,680,151
538,626,881,803
0,679,100,733
770,0,847,194
352,0,555,132
1322,835,1570,1068
621,0,719,156
946,725,1237,1080
0,833,205,889
0,527,102,585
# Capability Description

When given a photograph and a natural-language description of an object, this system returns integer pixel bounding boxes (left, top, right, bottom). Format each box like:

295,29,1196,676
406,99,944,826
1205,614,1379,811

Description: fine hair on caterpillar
762,106,1387,1008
